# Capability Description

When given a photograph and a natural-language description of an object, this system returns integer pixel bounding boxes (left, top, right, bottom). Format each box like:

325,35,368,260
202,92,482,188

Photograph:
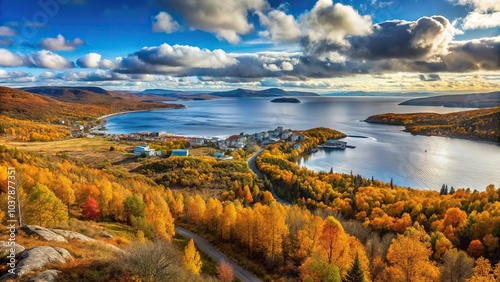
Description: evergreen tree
344,253,365,282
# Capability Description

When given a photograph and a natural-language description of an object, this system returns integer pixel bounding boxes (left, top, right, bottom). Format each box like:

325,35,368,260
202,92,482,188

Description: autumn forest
1,86,500,282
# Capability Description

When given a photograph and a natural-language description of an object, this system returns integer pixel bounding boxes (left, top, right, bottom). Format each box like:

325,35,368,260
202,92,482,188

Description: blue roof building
171,149,189,157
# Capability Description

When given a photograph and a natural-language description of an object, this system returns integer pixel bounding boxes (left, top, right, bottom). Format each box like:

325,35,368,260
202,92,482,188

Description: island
399,91,500,108
270,97,301,103
365,107,500,143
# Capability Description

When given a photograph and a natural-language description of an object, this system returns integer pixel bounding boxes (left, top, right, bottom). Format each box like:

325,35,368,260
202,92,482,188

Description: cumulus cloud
155,0,267,43
0,26,16,36
346,16,458,60
152,12,180,33
0,49,23,67
301,0,372,46
76,52,118,69
257,9,301,41
29,50,74,69
441,36,500,71
449,0,500,29
0,70,28,79
40,34,85,51
116,43,237,74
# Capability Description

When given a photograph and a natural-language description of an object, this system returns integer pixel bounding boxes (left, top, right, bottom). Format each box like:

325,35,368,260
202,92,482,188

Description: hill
399,91,500,108
365,107,500,143
209,88,319,97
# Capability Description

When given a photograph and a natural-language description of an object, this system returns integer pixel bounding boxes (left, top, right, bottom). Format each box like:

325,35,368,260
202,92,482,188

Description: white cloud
155,0,268,43
40,34,85,51
29,50,74,69
258,10,301,41
152,12,180,33
450,0,500,29
76,52,119,69
128,43,237,69
301,0,373,45
0,26,16,36
0,49,23,67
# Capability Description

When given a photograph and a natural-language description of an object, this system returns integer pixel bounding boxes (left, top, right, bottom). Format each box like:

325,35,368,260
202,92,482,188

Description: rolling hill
399,91,500,108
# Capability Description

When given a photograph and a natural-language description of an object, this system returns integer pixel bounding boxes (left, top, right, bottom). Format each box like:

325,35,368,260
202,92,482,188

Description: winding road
246,149,290,205
175,226,262,282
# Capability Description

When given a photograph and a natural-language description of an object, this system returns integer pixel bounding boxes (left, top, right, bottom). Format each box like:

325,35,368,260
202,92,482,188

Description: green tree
345,253,365,282
124,194,146,222
25,183,68,227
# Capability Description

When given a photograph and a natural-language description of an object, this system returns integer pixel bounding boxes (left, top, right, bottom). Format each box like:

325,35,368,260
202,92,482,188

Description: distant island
400,91,500,108
141,87,320,99
270,98,301,103
365,107,500,143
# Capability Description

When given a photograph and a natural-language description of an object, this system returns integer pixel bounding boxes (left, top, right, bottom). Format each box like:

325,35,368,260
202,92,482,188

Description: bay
104,96,500,191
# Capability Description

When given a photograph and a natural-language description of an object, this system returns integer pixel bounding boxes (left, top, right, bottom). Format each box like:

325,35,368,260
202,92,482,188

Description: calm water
104,97,500,191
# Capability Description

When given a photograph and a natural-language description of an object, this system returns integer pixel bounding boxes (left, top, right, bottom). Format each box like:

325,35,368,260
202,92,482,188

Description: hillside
209,87,319,97
399,91,500,108
2,86,184,121
365,107,500,143
0,86,185,141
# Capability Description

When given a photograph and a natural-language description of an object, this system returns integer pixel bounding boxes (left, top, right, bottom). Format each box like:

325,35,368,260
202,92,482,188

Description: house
171,149,189,157
233,142,245,149
298,134,306,141
290,133,300,142
281,130,292,140
152,131,168,137
293,143,301,150
134,145,155,156
189,138,205,147
213,152,225,158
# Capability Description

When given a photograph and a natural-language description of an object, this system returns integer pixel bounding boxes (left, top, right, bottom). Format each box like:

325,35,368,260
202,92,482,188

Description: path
175,226,262,282
246,149,290,205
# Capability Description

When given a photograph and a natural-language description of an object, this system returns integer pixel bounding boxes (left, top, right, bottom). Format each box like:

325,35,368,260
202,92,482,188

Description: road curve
175,226,262,282
246,149,290,205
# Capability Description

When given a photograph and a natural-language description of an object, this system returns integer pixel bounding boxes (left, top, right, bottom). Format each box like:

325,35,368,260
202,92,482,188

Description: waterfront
104,96,500,191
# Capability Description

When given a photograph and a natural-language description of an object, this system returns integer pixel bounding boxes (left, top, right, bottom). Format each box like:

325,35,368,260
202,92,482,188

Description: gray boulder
20,226,67,243
0,241,25,257
28,270,61,282
1,246,72,279
51,229,95,243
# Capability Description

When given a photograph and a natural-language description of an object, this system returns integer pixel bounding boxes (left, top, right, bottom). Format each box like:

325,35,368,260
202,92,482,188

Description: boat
321,139,347,150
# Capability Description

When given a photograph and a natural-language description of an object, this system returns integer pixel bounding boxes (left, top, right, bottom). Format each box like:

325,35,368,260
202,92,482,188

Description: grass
97,222,137,241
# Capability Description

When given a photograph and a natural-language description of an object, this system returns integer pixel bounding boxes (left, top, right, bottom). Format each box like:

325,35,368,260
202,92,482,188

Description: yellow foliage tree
183,239,202,275
386,231,440,282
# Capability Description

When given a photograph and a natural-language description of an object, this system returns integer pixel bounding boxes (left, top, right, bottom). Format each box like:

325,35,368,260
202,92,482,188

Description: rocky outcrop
20,226,67,242
0,241,25,257
0,246,72,279
21,225,125,254
28,270,61,282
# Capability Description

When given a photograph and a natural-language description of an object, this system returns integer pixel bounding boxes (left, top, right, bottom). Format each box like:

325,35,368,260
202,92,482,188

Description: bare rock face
0,246,72,279
0,241,25,257
28,270,61,282
20,226,67,242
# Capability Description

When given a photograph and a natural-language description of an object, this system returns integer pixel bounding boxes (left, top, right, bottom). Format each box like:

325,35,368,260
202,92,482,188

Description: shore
97,106,187,120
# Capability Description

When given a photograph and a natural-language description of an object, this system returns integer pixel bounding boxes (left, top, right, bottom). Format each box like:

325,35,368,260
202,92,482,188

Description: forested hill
399,91,500,108
2,86,183,121
365,107,500,143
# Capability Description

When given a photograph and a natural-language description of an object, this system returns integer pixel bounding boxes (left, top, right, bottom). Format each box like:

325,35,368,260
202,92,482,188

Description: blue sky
0,0,498,92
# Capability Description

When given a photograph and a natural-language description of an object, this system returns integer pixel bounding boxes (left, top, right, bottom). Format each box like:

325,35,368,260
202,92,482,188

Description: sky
0,0,498,93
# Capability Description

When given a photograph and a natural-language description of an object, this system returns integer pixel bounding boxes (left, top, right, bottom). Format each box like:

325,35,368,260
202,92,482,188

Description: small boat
322,140,347,150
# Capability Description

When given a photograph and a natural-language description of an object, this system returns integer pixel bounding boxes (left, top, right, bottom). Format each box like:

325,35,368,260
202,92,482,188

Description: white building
189,138,205,147
134,145,155,156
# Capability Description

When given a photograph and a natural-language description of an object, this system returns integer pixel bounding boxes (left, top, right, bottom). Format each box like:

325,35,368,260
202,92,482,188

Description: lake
104,96,500,191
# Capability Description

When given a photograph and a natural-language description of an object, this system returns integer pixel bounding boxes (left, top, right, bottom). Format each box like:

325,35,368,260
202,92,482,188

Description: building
134,145,155,156
152,131,168,137
290,133,300,142
293,143,301,150
281,130,292,140
171,149,189,157
213,152,225,158
189,138,205,147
